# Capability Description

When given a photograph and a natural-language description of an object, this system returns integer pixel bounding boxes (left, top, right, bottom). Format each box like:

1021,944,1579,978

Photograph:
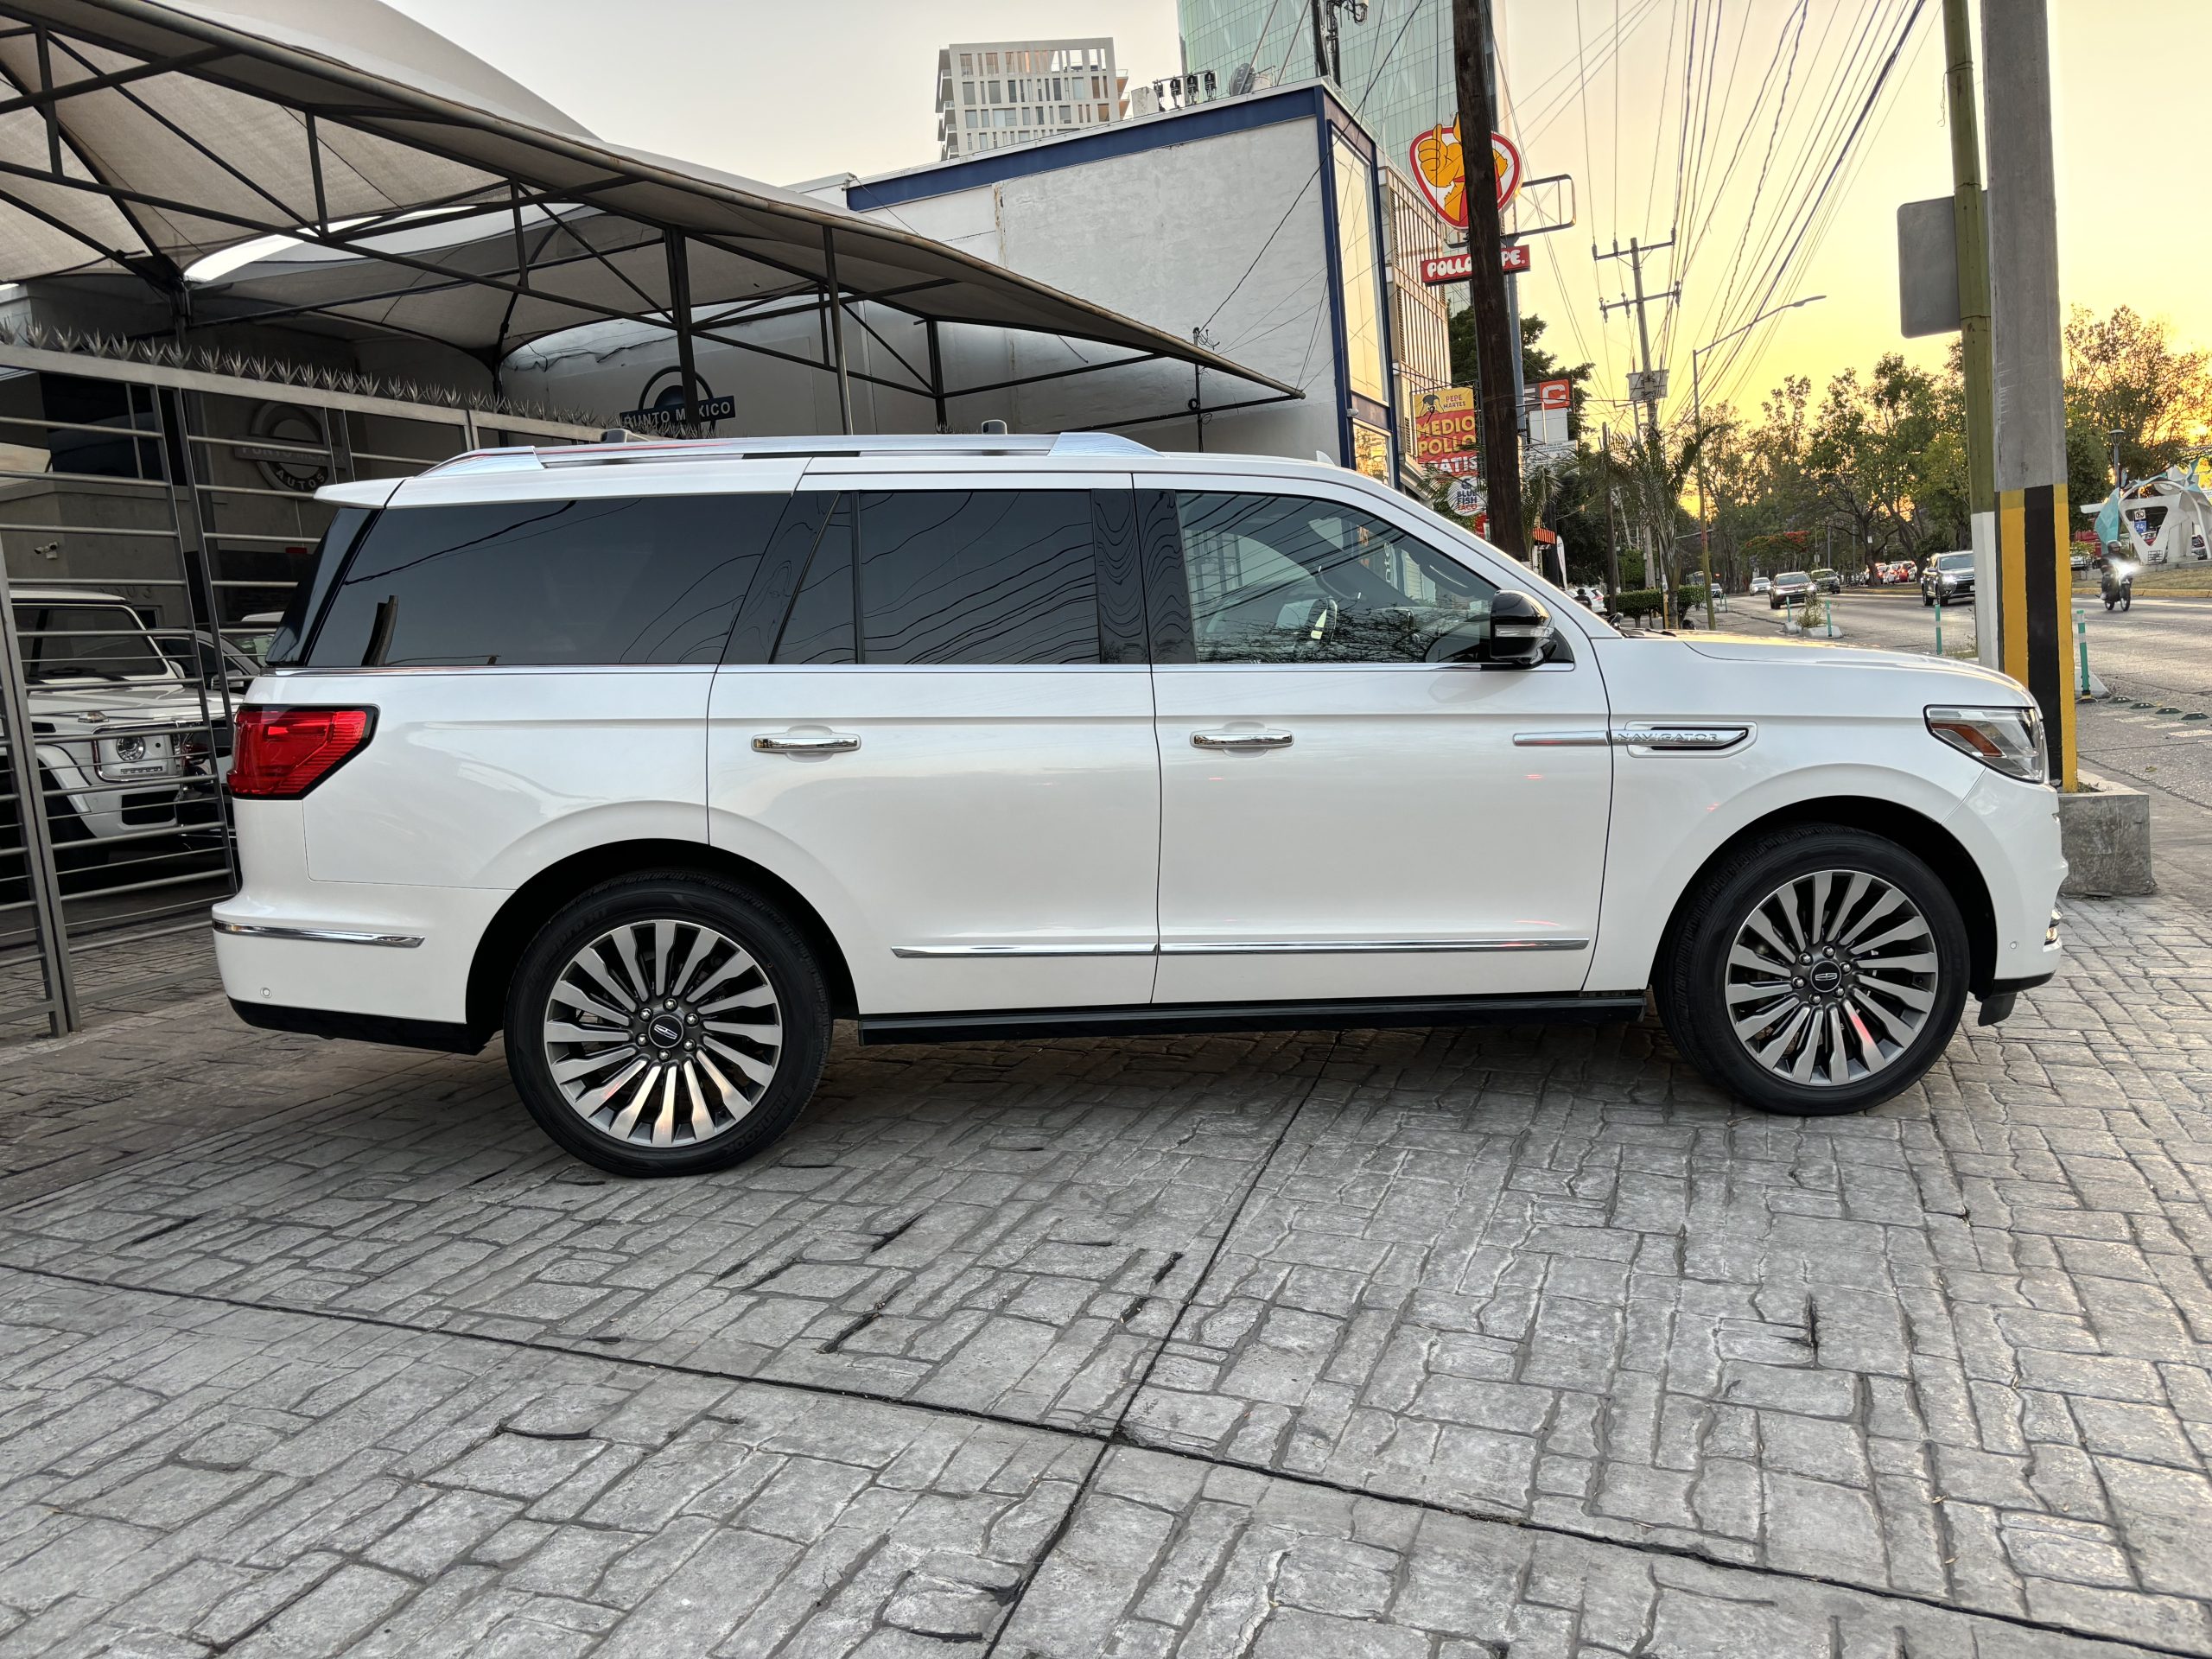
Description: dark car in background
1768,569,1815,609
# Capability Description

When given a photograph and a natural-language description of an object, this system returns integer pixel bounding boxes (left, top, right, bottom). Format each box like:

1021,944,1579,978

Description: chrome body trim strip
1512,729,1611,747
891,943,1159,959
1161,938,1591,956
212,921,424,949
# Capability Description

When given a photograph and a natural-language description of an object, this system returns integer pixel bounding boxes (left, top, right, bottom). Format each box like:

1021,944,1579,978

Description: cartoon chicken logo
1410,119,1522,230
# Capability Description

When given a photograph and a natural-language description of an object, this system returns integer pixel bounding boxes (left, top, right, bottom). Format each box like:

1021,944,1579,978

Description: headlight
1926,705,2047,782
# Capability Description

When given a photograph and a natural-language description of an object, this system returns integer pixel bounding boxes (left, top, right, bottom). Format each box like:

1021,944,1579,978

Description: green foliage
1609,588,1664,620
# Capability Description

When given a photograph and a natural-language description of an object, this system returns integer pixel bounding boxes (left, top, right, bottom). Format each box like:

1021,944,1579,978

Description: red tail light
228,706,376,799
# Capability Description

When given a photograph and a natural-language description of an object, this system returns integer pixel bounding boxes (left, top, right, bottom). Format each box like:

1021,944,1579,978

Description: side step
856,993,1648,1046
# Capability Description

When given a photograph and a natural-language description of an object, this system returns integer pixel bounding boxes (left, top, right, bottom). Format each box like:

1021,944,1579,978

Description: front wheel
504,872,831,1175
1655,826,1970,1116
2122,590,2133,613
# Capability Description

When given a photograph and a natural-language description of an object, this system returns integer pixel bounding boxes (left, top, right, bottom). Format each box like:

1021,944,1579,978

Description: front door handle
752,731,861,755
1191,729,1293,751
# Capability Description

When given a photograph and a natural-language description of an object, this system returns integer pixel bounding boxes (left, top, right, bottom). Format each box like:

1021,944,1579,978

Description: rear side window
306,493,783,667
264,505,368,668
856,490,1100,665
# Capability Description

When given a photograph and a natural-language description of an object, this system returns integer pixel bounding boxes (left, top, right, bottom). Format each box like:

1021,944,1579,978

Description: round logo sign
1446,477,1485,518
235,403,331,493
646,1014,686,1050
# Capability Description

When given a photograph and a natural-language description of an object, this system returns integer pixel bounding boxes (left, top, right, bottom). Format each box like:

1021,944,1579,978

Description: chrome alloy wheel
1723,868,1938,1088
540,920,781,1147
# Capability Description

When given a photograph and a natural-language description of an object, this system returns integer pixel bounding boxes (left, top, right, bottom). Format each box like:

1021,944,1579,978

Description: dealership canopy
0,0,1298,426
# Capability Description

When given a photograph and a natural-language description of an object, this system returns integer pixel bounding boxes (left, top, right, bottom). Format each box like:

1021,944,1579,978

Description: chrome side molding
1513,725,1752,753
895,938,1590,958
212,921,424,948
891,942,1157,959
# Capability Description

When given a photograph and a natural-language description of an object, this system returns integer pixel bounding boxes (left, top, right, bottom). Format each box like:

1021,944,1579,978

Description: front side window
14,603,170,682
857,491,1099,665
308,493,781,667
1174,493,1497,664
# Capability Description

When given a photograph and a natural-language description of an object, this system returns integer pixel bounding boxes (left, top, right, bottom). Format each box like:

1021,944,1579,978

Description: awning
0,0,1297,404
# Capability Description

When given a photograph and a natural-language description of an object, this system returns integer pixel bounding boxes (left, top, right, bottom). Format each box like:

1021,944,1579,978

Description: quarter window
308,493,780,667
1173,493,1497,664
857,491,1100,665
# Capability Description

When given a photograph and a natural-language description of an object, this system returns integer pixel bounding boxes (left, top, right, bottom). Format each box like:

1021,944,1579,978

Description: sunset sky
387,0,2196,427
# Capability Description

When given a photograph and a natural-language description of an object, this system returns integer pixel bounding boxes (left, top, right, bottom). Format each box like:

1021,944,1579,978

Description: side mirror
1483,589,1554,668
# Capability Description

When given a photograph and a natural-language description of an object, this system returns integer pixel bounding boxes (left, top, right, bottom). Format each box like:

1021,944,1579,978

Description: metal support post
820,227,855,435
1983,0,2075,787
1943,0,1999,664
1599,422,1621,595
925,319,948,432
0,569,79,1035
663,229,700,429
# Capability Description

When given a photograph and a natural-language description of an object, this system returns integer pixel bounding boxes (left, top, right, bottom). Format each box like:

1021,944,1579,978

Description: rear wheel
1656,826,1969,1116
504,872,830,1175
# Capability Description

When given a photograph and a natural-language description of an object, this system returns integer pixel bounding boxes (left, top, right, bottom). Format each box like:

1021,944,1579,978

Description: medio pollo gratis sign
1411,385,1478,467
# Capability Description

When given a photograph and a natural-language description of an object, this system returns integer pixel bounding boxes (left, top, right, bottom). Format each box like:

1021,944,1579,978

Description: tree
2063,305,2212,481
1447,311,1596,441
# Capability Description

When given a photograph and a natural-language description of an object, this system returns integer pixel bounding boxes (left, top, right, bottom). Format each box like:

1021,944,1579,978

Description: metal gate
0,346,595,1040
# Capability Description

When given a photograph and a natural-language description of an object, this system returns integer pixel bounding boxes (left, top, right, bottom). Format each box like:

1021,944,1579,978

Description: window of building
309,494,782,667
962,80,974,104
857,491,1100,665
1055,105,1069,124
1331,137,1389,404
960,52,973,73
1097,103,1111,121
1173,493,1496,665
985,51,998,72
986,79,1000,102
963,109,976,128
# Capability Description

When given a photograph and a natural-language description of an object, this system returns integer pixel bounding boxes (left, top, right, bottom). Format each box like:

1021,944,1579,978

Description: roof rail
419,431,1155,477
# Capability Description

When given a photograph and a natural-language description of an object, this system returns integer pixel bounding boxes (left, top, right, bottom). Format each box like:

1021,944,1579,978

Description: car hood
22,678,209,733
1683,633,2024,695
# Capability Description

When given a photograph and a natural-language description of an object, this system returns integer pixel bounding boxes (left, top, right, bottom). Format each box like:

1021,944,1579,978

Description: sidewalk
0,891,2208,1656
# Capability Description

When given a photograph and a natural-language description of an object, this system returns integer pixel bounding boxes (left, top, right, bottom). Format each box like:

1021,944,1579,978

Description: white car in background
216,434,2067,1175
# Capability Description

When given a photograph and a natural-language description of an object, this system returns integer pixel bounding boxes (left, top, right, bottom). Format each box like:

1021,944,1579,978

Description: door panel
1147,480,1613,1004
708,475,1159,1016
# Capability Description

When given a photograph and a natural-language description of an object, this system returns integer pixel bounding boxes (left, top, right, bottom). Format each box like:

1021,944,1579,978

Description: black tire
504,871,831,1176
1655,825,1970,1116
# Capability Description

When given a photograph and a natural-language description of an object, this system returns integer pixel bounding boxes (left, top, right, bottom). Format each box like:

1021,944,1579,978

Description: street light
1692,295,1826,629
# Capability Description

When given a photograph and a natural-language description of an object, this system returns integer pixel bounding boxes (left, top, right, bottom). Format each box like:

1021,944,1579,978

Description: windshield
1937,554,1974,572
1777,571,1809,584
14,602,173,683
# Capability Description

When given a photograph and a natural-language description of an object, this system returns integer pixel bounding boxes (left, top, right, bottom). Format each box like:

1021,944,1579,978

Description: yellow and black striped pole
1998,483,2077,790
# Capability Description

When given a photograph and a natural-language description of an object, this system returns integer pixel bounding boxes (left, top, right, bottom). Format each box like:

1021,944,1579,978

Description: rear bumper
228,996,487,1054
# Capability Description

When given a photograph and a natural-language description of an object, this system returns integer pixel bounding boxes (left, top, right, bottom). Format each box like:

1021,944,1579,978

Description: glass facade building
1178,0,1452,186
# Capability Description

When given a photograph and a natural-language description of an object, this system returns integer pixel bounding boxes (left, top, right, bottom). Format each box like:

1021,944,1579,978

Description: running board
855,993,1649,1046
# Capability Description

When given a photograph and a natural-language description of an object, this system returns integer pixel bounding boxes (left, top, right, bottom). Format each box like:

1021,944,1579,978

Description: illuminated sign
1418,245,1531,284
1411,385,1478,467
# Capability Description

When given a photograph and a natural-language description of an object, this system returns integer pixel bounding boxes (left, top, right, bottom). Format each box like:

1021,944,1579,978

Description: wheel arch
1652,797,1999,995
464,838,859,1035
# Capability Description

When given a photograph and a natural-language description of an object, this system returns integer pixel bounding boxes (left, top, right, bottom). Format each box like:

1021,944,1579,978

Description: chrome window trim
213,920,424,948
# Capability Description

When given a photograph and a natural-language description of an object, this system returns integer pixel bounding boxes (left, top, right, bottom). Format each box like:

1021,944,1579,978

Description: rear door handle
1191,729,1293,751
752,731,861,754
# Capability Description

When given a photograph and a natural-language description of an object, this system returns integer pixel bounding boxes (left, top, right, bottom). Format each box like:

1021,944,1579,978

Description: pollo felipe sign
1408,119,1522,231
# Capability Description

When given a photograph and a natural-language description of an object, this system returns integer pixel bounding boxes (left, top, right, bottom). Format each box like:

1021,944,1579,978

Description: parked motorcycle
2102,559,2134,612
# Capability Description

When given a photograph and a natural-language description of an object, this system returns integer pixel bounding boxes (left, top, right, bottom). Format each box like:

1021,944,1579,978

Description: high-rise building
936,38,1127,162
1178,1,1450,185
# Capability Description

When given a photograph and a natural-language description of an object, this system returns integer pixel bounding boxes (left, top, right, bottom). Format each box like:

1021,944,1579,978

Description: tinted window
308,494,781,667
1174,493,1497,664
264,505,367,668
14,603,171,682
857,490,1099,665
772,497,855,664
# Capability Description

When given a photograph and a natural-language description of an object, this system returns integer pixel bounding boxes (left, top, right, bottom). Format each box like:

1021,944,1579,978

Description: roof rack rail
420,431,1155,477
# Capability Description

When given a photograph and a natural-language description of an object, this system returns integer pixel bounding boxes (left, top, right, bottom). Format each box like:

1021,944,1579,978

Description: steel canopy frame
0,0,1302,437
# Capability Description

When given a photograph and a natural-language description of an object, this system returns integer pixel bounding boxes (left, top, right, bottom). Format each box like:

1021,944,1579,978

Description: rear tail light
228,706,376,798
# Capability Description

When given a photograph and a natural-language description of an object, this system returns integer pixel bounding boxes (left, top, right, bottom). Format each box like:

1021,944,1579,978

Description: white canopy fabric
0,0,1296,393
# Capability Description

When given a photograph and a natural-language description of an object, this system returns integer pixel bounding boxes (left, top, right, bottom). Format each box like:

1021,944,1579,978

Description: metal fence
0,346,595,1041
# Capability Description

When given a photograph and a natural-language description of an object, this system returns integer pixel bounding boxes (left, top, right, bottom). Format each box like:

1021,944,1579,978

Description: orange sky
388,0,2199,425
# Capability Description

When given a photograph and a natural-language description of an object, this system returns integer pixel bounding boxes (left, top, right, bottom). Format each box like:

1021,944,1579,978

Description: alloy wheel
1722,868,1938,1088
540,919,782,1147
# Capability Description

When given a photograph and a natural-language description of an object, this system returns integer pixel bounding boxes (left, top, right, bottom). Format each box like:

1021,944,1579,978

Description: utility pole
1942,0,1997,659
1982,0,2074,789
1600,420,1621,597
1308,0,1333,82
1452,0,1525,557
1597,236,1678,445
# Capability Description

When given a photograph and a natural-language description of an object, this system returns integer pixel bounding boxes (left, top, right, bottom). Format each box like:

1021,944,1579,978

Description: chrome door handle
1191,729,1293,751
752,731,861,754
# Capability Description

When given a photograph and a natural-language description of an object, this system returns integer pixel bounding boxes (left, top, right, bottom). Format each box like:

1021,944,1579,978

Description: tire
503,871,831,1176
1655,825,1970,1116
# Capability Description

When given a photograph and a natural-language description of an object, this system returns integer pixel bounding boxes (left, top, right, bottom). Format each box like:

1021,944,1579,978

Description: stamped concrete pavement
0,893,2206,1656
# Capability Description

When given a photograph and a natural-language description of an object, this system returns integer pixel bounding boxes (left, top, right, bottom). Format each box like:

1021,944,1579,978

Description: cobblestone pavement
0,895,2206,1656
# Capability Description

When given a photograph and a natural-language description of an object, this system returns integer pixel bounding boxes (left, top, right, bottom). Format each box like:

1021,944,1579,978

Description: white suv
214,434,2065,1175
